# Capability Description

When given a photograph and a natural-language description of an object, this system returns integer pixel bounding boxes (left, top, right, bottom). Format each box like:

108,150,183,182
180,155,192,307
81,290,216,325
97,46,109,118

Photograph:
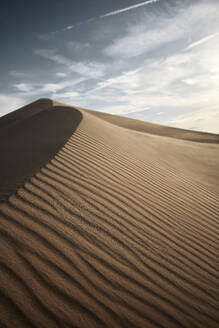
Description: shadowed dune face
0,100,82,200
0,99,219,328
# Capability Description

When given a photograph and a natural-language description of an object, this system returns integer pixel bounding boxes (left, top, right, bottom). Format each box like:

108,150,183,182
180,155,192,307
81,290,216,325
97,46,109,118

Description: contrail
61,18,95,32
100,0,160,18
185,32,219,50
44,0,160,36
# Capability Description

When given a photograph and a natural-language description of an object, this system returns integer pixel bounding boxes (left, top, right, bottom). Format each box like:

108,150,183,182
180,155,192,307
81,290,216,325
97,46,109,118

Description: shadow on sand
0,99,82,201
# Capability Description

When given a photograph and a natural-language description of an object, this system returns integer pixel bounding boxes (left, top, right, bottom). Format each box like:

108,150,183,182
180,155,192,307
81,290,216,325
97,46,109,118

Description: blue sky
1,0,219,133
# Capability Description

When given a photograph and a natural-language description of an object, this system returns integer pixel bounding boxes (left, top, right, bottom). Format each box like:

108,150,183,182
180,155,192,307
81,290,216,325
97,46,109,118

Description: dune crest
0,99,218,327
0,99,82,201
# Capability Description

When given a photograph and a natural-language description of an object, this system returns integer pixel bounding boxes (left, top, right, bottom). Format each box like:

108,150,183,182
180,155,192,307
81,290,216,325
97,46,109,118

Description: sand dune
0,98,218,328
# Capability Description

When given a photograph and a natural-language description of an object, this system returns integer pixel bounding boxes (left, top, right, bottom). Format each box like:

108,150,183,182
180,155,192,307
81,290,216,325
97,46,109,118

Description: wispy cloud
13,76,85,96
62,25,74,32
103,2,216,58
87,14,219,128
14,83,33,92
67,41,90,52
35,49,71,65
34,49,105,78
55,91,79,99
101,0,160,18
56,72,67,77
9,71,26,77
185,32,219,50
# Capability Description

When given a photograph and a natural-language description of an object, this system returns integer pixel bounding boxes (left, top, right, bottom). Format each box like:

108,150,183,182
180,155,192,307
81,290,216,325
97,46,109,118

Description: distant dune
0,99,218,328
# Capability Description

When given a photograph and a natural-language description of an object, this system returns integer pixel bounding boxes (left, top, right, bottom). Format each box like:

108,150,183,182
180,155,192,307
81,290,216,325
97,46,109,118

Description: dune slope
0,99,218,328
0,99,82,201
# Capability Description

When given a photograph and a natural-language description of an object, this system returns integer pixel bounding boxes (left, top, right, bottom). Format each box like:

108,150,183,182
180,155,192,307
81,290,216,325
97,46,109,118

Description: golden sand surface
0,99,218,327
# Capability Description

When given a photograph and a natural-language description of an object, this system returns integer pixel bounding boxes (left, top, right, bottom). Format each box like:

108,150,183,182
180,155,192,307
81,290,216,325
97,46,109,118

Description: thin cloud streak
45,0,160,36
185,32,219,50
61,18,95,32
101,0,160,18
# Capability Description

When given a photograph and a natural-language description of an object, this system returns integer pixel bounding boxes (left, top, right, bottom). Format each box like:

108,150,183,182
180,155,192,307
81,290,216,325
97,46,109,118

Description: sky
1,0,219,133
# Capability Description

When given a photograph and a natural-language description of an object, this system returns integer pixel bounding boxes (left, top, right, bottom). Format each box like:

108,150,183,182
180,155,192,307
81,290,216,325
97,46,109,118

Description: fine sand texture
0,98,218,328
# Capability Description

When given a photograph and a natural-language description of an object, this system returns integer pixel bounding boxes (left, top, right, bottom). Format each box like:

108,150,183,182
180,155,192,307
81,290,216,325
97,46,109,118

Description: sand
0,98,218,328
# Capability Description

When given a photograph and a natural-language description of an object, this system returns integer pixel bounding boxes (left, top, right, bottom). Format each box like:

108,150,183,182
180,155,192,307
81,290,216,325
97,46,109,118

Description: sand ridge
0,99,82,201
0,99,218,327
